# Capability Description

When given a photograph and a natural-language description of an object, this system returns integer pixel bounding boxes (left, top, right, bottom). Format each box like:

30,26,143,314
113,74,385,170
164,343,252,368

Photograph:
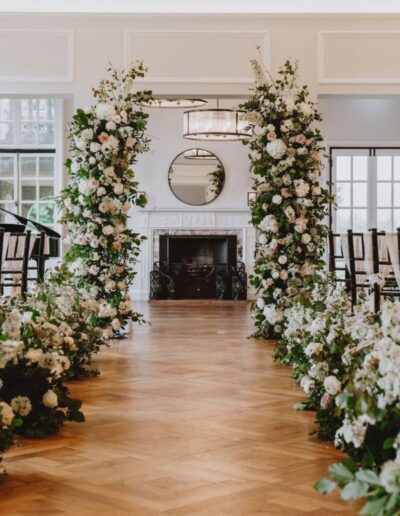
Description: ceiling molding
3,0,400,15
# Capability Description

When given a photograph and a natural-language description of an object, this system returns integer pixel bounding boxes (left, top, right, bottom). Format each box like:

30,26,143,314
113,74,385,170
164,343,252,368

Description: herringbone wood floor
0,301,360,515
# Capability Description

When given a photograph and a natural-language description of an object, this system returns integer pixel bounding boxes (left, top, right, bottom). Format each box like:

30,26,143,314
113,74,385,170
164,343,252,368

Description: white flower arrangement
241,60,331,338
58,63,153,334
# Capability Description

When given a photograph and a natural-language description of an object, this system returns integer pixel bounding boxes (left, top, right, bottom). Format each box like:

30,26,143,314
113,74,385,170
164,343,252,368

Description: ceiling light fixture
182,100,251,141
183,148,215,160
137,98,207,108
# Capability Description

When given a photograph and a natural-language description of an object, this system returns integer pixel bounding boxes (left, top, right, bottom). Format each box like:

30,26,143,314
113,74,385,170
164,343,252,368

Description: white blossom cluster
241,60,331,337
59,63,152,333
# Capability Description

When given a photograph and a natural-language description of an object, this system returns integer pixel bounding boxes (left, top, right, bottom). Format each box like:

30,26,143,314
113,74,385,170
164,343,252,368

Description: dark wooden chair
346,229,375,308
370,227,400,311
328,231,350,287
0,229,32,297
28,231,46,283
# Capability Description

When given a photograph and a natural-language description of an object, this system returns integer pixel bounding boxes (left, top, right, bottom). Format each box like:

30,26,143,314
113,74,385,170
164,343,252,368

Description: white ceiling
2,0,400,14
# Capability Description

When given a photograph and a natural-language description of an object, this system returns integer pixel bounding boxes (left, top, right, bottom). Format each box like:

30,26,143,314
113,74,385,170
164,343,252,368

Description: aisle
0,301,359,515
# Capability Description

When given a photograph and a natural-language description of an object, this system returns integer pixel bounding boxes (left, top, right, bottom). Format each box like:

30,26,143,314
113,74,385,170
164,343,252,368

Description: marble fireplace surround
131,207,256,300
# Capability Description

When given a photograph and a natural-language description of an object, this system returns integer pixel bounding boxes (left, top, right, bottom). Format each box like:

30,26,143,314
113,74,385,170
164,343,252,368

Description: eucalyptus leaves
59,63,152,335
241,60,331,338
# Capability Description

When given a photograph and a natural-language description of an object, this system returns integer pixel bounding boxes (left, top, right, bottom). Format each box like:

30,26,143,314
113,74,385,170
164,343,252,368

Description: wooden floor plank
0,301,360,515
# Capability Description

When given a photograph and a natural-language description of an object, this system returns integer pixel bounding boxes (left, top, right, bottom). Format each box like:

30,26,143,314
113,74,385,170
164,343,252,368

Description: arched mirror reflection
168,148,225,206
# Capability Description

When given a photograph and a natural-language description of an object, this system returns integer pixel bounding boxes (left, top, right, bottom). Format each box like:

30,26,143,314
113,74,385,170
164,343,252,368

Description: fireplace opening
168,237,229,265
150,234,247,300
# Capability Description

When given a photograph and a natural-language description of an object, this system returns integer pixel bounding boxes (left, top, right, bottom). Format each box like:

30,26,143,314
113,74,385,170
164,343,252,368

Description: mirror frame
167,148,225,206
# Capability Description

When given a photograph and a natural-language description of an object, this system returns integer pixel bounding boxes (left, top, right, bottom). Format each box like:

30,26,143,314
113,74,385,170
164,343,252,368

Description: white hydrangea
260,214,279,233
266,138,287,160
323,375,342,395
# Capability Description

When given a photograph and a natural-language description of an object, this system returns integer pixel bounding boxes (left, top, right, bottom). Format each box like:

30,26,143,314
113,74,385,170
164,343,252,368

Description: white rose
260,214,278,233
99,202,110,213
10,396,32,417
256,298,265,310
258,233,267,245
300,376,315,395
106,121,117,131
263,305,284,324
271,270,280,280
90,142,101,153
113,183,124,195
278,255,287,265
272,194,282,205
266,124,275,132
280,270,288,280
42,389,58,408
301,233,312,244
294,179,310,198
0,402,14,426
323,376,342,396
102,225,115,236
88,265,99,276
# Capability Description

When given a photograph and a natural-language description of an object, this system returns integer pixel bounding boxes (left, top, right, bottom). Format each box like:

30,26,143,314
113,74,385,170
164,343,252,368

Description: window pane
0,122,14,145
20,157,36,176
0,179,14,201
39,156,54,175
377,182,392,207
38,123,54,145
38,202,55,224
353,182,367,207
336,208,351,233
353,209,368,231
0,203,16,223
21,203,35,220
394,157,400,181
21,99,38,121
0,156,14,176
394,209,400,229
336,182,351,206
21,182,36,201
394,183,400,207
377,209,392,231
0,99,13,121
353,156,368,180
38,99,55,121
39,184,54,198
377,156,392,180
336,156,351,180
21,122,38,145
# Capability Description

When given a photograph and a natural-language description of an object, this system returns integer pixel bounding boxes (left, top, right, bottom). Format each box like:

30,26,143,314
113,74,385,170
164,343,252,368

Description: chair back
328,231,350,286
0,230,31,296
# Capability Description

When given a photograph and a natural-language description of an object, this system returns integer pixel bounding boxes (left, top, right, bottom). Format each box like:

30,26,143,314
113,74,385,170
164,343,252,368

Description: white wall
320,96,400,146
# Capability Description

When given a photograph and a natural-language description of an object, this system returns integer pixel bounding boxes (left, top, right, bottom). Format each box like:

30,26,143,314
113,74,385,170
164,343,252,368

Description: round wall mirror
168,148,225,206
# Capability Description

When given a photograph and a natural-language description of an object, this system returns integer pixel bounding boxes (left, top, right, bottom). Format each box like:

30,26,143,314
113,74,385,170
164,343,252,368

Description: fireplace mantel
130,206,256,300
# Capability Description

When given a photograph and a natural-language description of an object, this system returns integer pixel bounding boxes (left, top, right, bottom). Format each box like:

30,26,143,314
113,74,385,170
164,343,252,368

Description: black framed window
330,147,400,232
